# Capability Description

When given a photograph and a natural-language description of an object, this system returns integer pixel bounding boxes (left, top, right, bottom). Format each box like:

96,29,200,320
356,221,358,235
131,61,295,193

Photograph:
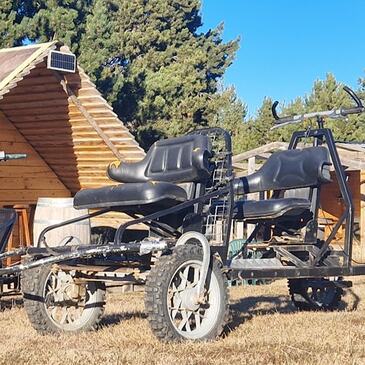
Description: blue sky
201,0,365,117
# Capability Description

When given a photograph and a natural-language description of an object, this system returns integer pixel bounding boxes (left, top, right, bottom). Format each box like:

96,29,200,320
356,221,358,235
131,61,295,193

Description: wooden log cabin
232,142,365,260
0,41,146,247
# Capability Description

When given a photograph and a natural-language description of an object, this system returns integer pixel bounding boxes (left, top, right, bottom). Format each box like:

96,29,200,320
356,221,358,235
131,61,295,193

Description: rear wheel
22,265,106,333
288,278,343,311
145,244,229,341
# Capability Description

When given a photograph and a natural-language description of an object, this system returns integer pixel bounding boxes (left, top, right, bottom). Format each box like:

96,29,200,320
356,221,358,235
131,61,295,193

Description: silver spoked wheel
168,260,221,340
22,265,105,333
145,244,229,342
43,270,99,331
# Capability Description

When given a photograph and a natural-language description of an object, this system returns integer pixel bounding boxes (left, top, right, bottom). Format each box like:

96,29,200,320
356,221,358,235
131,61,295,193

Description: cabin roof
0,42,145,194
0,42,58,99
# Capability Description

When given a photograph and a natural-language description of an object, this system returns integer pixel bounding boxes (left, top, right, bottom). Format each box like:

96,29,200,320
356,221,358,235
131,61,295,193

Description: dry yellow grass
0,278,365,365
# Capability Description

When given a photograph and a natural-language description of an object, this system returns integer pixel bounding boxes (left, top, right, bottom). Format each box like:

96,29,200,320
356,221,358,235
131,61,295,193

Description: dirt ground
0,278,364,365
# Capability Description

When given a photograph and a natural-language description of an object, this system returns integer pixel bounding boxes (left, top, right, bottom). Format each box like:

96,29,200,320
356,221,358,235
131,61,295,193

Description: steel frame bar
0,240,172,276
37,208,111,248
0,126,360,282
236,264,365,280
288,128,354,267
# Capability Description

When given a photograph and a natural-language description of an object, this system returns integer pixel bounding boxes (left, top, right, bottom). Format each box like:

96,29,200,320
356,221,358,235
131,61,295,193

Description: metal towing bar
0,239,173,276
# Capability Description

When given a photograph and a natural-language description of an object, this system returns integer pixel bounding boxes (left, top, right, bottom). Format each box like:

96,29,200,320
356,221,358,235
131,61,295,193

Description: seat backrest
0,208,16,254
108,134,213,184
241,146,332,193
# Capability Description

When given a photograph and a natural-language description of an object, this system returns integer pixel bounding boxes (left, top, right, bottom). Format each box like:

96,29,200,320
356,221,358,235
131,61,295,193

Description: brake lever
343,86,364,108
272,101,280,120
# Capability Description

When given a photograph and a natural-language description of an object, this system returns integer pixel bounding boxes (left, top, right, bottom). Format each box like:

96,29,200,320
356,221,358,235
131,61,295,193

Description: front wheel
145,244,229,341
22,265,106,333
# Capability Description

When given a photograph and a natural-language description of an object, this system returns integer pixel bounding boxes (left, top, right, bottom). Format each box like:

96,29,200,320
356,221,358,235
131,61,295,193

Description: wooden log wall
0,56,146,231
0,61,145,195
319,170,361,243
0,111,71,206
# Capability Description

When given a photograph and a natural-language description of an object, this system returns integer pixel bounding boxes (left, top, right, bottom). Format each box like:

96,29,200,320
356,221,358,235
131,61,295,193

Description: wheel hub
44,270,87,328
65,282,85,300
180,287,200,311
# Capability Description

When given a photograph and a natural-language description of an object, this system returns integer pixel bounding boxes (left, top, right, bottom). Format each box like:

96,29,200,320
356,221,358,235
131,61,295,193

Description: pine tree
234,73,365,154
233,97,278,152
305,73,365,142
78,0,119,78
0,1,93,53
206,86,247,154
0,1,25,47
355,79,365,142
1,0,244,149
79,0,242,148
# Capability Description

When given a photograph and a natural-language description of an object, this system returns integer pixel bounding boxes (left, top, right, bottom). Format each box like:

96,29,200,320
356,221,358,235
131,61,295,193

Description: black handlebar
340,106,364,117
271,86,364,127
343,86,362,108
271,101,280,120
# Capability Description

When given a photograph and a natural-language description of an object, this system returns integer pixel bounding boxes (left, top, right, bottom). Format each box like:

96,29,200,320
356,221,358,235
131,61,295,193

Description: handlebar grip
5,153,27,160
343,86,363,108
340,107,364,116
274,116,294,125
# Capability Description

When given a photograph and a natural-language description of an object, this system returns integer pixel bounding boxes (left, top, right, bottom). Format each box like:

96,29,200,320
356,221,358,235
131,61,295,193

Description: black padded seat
74,182,187,210
234,198,311,221
234,146,332,195
108,134,212,184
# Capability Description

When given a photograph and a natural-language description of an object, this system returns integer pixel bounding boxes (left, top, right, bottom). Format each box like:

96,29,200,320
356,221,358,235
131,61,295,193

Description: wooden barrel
33,198,90,247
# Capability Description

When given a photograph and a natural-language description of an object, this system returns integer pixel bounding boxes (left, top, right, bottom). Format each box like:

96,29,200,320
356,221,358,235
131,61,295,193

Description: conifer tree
0,1,93,53
304,73,365,141
79,0,243,148
0,1,25,47
235,73,365,153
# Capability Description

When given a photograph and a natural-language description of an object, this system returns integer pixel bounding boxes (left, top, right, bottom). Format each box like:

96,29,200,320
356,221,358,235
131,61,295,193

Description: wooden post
246,157,257,238
236,221,244,240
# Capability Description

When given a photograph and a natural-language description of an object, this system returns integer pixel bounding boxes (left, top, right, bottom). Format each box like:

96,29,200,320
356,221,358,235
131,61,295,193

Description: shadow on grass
228,294,295,331
100,311,147,327
227,287,361,333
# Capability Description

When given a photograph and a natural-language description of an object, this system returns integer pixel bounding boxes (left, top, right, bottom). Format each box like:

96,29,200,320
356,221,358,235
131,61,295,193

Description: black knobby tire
145,244,229,341
22,265,106,333
288,278,343,311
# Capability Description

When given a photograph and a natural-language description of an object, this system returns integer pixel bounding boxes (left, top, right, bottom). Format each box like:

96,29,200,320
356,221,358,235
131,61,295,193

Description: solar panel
47,50,76,73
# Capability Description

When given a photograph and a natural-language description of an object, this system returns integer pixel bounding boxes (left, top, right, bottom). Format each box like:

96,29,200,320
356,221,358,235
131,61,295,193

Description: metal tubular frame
113,185,230,244
0,128,234,276
233,125,365,280
0,239,172,276
2,125,365,281
37,208,111,247
0,184,230,276
288,127,354,267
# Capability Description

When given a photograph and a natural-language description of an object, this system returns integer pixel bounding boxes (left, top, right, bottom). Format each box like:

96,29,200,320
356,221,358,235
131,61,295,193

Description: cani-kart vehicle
0,86,364,341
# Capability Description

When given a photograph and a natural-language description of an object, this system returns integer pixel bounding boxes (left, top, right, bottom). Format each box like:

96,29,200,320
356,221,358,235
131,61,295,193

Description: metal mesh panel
191,129,233,245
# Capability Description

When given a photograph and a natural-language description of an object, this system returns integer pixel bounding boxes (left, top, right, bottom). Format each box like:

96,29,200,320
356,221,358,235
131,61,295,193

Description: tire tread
21,265,105,334
145,244,229,341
